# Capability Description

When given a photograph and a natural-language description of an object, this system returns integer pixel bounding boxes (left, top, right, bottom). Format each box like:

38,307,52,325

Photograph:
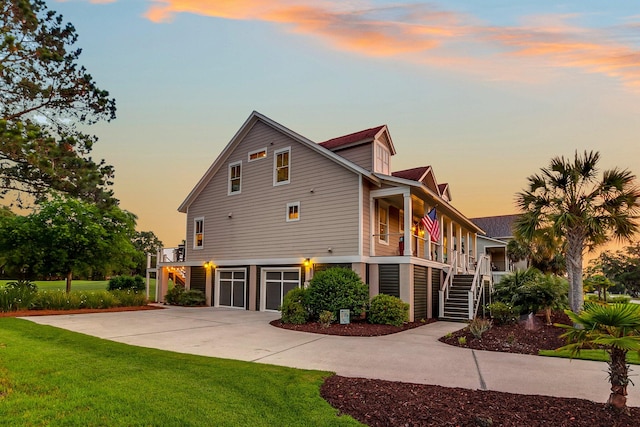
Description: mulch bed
306,310,640,426
270,318,435,336
321,375,640,427
0,305,163,317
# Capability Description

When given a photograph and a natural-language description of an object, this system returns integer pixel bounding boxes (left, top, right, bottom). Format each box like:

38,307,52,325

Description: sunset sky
51,0,640,248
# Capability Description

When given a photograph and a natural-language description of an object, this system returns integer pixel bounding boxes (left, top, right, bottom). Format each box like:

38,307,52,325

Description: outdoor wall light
228,212,233,218
303,258,311,267
204,261,214,269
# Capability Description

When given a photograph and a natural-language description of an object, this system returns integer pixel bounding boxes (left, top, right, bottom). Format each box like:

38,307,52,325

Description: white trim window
261,268,301,311
274,147,290,185
286,202,300,222
216,268,247,309
378,203,389,244
375,143,390,175
248,148,267,162
228,161,242,195
193,217,204,249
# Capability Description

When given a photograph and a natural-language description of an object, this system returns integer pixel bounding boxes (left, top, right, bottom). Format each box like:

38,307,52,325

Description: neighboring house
155,111,493,321
470,214,527,282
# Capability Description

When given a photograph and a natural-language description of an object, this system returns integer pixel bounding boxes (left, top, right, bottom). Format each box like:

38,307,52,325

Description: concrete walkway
23,306,640,406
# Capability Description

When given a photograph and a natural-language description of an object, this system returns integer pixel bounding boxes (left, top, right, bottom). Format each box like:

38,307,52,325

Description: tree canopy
588,242,640,297
515,151,640,312
1,0,117,207
132,230,164,275
0,197,137,291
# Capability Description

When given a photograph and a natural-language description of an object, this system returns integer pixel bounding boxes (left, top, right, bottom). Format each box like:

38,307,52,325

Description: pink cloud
102,1,640,89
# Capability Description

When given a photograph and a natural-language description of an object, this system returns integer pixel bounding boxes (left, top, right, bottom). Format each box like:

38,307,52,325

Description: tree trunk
607,348,629,412
65,271,73,294
565,229,585,313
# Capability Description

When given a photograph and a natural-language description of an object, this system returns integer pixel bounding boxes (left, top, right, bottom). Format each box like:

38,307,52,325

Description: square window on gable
228,161,241,195
248,148,267,162
274,147,290,185
286,202,300,222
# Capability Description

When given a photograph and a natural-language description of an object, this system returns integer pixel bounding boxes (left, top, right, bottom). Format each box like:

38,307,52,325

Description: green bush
108,275,145,291
111,289,148,307
368,294,409,327
487,301,518,325
280,287,308,324
0,280,38,311
607,295,631,304
179,290,206,306
165,284,185,305
306,268,369,319
165,285,205,306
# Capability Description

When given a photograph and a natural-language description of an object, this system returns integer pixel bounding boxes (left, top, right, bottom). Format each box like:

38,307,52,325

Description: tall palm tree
557,303,640,412
515,151,640,313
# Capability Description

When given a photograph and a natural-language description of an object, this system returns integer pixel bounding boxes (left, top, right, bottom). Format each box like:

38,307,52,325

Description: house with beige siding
155,111,493,321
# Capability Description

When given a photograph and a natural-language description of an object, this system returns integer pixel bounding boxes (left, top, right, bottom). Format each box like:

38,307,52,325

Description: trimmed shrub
108,275,145,291
280,287,308,324
487,301,517,325
306,268,369,319
0,280,38,311
368,294,409,327
111,289,148,307
165,284,185,305
164,285,205,306
179,290,206,306
608,295,631,304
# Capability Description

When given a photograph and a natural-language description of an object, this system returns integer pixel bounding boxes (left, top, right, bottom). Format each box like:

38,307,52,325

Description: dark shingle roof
319,125,385,150
392,166,431,181
470,214,521,239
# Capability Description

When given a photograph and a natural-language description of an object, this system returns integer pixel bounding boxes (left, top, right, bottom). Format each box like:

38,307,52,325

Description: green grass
0,279,161,302
0,318,361,426
539,348,640,364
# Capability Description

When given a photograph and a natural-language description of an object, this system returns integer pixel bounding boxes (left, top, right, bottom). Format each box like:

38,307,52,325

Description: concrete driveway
24,305,640,406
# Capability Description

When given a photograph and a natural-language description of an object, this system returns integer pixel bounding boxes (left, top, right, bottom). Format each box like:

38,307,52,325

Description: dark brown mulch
0,305,163,317
311,310,640,426
270,318,435,336
438,311,571,354
321,375,640,427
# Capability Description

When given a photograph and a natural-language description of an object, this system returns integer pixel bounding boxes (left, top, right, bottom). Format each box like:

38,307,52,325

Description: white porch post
447,218,454,266
403,192,412,257
370,196,376,256
437,215,444,263
205,266,212,307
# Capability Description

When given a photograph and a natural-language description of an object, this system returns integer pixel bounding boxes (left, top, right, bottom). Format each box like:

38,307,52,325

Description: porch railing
468,254,492,319
438,250,458,318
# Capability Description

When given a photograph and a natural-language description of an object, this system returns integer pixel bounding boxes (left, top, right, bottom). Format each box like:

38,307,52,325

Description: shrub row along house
154,111,496,321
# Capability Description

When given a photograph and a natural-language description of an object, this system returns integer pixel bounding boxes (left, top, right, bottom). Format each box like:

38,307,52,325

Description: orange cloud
122,1,640,89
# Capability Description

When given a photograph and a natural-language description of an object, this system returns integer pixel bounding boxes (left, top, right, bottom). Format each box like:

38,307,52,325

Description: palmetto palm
557,303,640,411
515,151,640,313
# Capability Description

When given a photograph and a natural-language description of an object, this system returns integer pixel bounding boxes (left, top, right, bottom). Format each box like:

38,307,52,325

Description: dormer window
375,143,390,175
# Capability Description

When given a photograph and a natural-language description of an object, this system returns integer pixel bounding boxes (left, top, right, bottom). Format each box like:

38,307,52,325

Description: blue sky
51,0,640,247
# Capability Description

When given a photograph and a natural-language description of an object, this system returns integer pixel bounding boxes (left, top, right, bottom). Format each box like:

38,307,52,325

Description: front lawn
0,318,360,426
539,348,640,364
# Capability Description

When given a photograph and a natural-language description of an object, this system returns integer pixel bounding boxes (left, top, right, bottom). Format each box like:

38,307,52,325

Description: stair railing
468,254,491,319
439,250,458,318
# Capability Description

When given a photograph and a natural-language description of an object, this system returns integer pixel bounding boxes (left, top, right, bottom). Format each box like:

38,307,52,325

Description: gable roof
320,125,396,155
392,166,430,182
438,183,451,201
178,111,381,213
469,214,521,239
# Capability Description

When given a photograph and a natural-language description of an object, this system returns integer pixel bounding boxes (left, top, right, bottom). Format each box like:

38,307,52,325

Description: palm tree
557,303,640,412
515,151,640,313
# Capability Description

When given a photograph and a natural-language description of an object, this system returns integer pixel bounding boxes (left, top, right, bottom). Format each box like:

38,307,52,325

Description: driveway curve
23,305,640,406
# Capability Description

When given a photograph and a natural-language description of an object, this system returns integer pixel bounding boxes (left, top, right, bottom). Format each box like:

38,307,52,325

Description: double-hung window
274,147,290,185
228,161,241,195
378,204,389,244
286,202,300,222
375,143,390,175
194,217,204,249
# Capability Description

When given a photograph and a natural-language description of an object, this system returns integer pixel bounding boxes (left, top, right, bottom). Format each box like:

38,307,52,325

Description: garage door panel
266,281,281,310
219,282,232,306
233,282,245,308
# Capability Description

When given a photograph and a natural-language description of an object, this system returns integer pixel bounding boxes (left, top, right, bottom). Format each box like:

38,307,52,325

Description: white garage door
216,269,246,309
261,268,301,311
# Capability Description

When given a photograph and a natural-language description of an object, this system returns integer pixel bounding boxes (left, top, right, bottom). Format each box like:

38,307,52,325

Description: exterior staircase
441,274,474,322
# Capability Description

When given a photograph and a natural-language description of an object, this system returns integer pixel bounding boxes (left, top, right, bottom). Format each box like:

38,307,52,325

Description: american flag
421,208,440,242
